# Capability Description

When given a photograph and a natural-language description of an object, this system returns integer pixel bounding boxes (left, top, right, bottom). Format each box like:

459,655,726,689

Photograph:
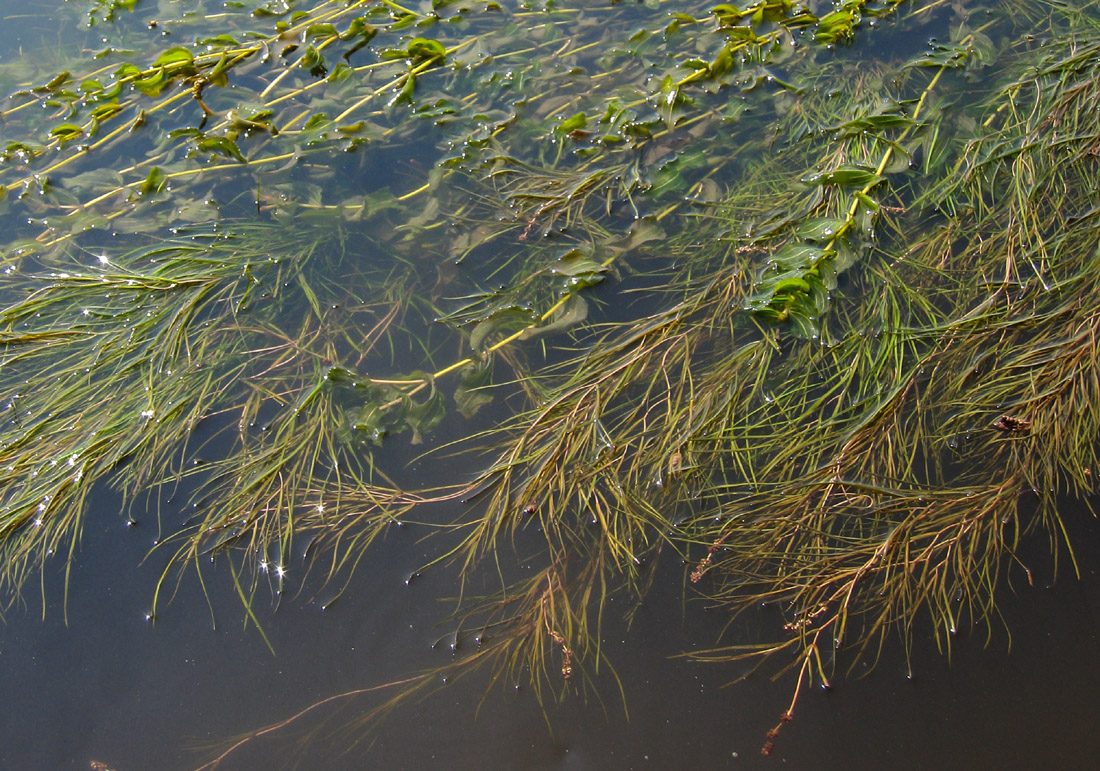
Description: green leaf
90,103,123,121
854,191,880,212
197,34,241,46
454,359,494,418
391,73,417,105
800,165,883,188
252,0,291,17
300,45,329,78
815,10,856,44
709,46,734,79
712,4,744,26
838,114,914,133
153,47,195,69
196,136,248,163
49,123,85,147
325,366,364,386
771,276,812,295
796,218,848,243
303,113,332,130
554,112,587,137
351,401,391,445
33,71,71,93
306,23,339,40
524,295,588,340
551,248,608,291
744,239,837,337
397,385,446,444
469,306,539,353
389,12,419,31
909,42,970,69
341,17,377,41
770,243,825,270
610,217,666,253
406,37,446,65
133,70,168,97
2,141,45,162
63,168,125,195
341,18,378,61
208,52,234,85
137,166,167,197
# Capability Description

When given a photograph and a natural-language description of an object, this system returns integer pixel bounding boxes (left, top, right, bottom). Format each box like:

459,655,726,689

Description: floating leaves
324,366,446,446
744,243,831,334
79,0,139,27
5,6,1076,763
551,248,608,292
743,41,975,336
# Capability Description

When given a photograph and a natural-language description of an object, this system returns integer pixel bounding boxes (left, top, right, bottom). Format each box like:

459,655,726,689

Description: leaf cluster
3,0,1100,760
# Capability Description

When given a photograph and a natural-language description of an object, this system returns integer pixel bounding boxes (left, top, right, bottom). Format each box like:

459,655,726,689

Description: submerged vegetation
2,0,1100,761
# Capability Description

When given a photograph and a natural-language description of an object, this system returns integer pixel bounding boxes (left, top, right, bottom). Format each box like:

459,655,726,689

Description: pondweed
1,0,1097,760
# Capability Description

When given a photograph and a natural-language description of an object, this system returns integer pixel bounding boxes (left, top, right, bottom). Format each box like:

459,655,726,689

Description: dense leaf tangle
2,0,1099,760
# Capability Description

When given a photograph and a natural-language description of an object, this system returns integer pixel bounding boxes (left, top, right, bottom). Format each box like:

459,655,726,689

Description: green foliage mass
2,0,1100,757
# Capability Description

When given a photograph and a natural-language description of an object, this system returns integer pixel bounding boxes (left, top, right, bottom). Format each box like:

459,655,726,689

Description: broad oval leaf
800,165,883,188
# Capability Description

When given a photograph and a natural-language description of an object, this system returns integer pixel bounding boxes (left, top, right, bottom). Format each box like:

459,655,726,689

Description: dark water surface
1,483,1097,769
2,2,1099,770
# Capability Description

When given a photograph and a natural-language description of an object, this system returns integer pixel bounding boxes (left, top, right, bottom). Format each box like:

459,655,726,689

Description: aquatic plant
2,0,1099,761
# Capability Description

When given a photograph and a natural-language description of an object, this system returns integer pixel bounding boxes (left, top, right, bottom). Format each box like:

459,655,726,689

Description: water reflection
1,486,1097,769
